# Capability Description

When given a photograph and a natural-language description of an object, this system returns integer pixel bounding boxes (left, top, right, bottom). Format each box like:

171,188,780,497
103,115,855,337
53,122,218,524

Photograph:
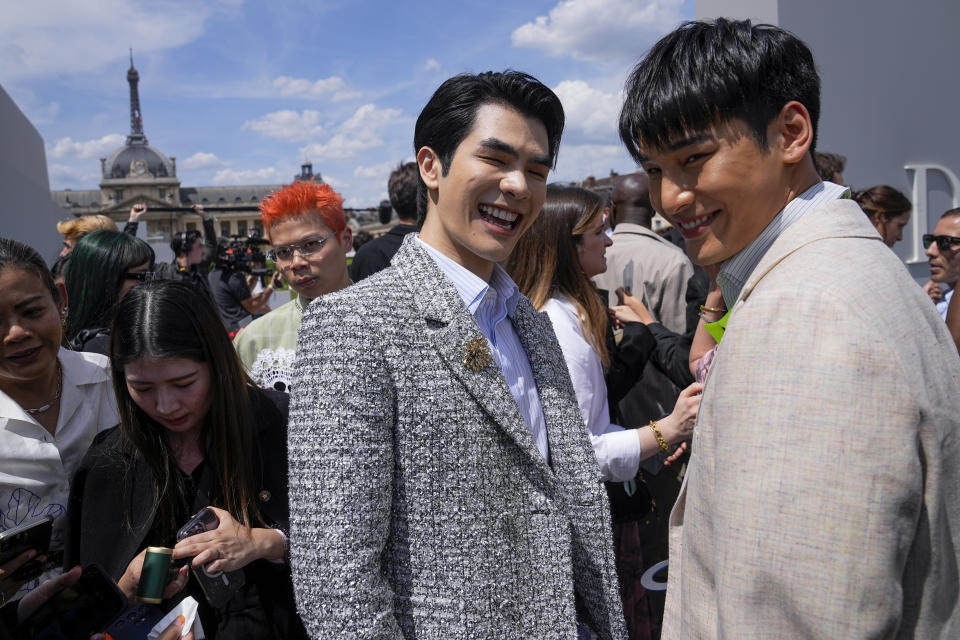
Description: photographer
208,236,276,333
128,204,217,298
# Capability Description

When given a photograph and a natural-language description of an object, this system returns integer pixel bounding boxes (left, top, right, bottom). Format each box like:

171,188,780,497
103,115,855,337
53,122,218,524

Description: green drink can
137,546,172,604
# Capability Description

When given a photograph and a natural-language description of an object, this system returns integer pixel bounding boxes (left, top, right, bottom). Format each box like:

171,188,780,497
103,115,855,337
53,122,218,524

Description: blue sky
2,0,693,208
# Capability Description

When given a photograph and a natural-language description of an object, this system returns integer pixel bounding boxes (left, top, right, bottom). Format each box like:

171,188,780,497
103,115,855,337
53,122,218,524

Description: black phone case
177,508,246,608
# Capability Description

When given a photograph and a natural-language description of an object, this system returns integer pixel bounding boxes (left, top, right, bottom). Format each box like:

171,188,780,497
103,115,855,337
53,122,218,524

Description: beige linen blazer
663,199,960,638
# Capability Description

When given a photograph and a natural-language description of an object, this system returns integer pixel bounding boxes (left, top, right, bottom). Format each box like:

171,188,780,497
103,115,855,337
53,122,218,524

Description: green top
234,294,308,393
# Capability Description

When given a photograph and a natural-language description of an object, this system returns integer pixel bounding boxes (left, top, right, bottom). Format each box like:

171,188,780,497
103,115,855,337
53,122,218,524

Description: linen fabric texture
288,235,627,639
662,199,960,638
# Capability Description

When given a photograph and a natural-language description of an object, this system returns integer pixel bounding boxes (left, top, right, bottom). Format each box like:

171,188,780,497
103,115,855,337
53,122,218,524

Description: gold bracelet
649,420,670,453
699,304,725,314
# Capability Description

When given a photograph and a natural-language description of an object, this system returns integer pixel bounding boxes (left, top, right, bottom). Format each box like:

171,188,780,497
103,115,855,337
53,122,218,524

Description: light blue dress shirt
717,181,849,308
417,237,550,461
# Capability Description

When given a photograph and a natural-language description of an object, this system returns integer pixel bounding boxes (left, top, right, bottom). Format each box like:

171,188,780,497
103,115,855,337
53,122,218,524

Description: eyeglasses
922,234,960,251
124,271,157,281
268,232,338,262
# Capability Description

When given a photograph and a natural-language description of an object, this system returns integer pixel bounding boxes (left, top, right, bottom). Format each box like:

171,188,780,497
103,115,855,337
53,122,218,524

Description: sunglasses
268,232,338,262
124,271,157,281
922,234,960,251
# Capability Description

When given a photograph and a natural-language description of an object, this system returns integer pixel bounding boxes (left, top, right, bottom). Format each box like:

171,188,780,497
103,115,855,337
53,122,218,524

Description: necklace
25,363,63,415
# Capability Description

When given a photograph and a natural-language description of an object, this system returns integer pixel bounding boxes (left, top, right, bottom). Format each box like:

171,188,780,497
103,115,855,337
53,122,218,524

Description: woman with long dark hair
506,185,701,640
507,185,701,481
65,280,306,639
64,229,155,354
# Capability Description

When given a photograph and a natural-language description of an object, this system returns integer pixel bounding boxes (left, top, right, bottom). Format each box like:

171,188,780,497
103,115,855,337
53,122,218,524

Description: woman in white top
0,238,118,605
506,185,701,482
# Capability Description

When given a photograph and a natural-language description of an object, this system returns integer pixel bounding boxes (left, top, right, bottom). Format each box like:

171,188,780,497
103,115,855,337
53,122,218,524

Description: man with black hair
813,150,846,184
350,162,421,281
289,71,626,639
620,18,960,637
138,203,218,298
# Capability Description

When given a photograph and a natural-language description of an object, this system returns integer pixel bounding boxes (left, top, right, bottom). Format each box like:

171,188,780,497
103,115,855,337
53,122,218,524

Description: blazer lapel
392,236,555,478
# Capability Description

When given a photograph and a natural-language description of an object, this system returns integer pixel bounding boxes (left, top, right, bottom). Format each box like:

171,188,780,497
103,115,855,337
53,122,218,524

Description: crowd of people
1,16,959,640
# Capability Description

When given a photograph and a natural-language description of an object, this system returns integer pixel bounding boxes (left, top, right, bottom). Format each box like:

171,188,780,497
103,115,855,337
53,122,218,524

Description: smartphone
176,508,246,608
19,563,128,640
102,603,167,640
0,515,53,565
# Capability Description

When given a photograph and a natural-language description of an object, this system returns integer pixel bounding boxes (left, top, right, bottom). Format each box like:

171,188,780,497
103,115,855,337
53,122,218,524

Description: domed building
51,55,333,242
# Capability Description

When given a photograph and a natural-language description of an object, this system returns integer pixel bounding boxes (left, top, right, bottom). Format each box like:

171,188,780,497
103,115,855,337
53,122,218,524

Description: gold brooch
463,336,491,372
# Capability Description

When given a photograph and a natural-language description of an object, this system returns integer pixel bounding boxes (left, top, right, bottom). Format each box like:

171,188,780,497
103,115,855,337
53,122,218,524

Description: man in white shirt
288,71,627,639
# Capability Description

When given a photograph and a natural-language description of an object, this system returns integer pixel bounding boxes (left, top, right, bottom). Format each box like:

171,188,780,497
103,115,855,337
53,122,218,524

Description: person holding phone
0,238,119,603
64,280,306,639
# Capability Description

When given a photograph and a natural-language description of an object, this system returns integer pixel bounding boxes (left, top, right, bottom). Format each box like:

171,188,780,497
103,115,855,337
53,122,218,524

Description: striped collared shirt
717,181,849,308
416,236,550,461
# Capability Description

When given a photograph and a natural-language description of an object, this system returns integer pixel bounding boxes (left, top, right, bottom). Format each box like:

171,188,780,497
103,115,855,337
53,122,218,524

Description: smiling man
288,71,626,639
619,19,960,638
233,181,352,393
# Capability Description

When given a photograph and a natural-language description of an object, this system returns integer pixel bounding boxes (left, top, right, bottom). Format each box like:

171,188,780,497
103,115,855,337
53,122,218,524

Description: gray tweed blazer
288,235,627,639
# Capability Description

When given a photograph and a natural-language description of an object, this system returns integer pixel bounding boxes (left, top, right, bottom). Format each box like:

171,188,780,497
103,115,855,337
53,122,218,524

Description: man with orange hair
234,181,352,392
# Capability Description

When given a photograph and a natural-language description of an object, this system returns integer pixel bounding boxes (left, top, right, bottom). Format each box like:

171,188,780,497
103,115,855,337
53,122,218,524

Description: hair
378,200,393,225
50,255,69,283
64,230,155,343
352,230,373,252
170,229,202,258
110,280,263,541
0,237,61,305
619,18,820,162
814,151,846,182
941,208,960,220
413,70,565,224
259,181,345,241
506,184,610,369
56,215,118,243
853,185,911,223
388,162,419,222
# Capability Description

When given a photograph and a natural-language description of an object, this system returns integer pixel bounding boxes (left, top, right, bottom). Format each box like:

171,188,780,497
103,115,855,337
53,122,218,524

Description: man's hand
191,204,211,222
129,203,148,222
923,280,943,303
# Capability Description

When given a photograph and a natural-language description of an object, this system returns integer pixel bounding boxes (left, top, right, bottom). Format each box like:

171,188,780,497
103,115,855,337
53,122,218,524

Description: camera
214,230,272,276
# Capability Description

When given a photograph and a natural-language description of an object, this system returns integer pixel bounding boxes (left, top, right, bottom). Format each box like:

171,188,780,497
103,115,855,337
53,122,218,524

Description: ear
338,226,353,253
774,100,814,165
56,282,69,315
417,146,441,192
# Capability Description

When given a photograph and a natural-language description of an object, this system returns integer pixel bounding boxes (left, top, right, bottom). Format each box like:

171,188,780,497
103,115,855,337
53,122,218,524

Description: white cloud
48,163,100,187
423,58,441,71
0,0,208,80
181,152,224,170
553,80,621,140
272,75,361,102
243,110,326,142
47,134,125,159
211,167,282,186
511,0,683,64
353,161,396,180
552,143,637,184
300,104,406,160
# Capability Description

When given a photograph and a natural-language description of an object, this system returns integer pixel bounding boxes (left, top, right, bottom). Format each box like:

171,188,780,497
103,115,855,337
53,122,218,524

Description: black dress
64,389,306,640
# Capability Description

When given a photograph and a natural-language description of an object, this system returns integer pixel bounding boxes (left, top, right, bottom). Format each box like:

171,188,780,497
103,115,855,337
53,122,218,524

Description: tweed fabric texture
663,199,960,638
288,235,627,639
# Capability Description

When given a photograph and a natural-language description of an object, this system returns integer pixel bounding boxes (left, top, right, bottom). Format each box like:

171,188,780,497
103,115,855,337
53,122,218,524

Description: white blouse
542,294,643,482
0,348,119,593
